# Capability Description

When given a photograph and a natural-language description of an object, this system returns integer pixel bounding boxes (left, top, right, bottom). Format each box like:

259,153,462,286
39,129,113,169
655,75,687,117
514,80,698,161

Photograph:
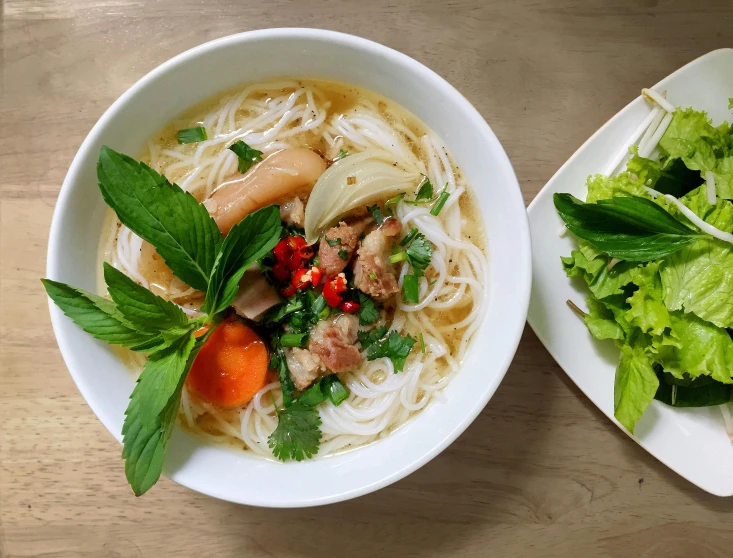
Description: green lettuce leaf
712,156,733,200
614,341,659,434
561,241,638,299
653,312,733,385
624,261,671,336
626,154,701,198
585,172,648,203
661,194,733,328
658,108,730,173
584,295,626,341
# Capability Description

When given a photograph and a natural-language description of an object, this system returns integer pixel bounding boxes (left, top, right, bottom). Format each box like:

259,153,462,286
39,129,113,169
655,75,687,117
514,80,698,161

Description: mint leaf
97,146,222,292
554,193,702,261
228,141,263,174
268,402,322,461
42,278,155,347
366,330,416,372
103,263,188,332
202,205,281,315
122,328,212,495
135,332,197,428
614,342,659,434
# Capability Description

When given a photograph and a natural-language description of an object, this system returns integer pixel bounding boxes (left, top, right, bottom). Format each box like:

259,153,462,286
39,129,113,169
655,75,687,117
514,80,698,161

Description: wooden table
2,1,733,556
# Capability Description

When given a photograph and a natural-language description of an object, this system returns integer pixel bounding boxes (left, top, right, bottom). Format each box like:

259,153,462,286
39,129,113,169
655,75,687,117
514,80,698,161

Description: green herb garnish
326,237,341,247
430,190,450,215
366,330,416,372
400,227,419,247
415,177,433,201
176,126,207,144
228,140,263,174
403,274,419,303
357,325,388,349
337,149,349,160
553,193,703,261
367,204,387,225
357,293,380,326
43,146,281,496
280,332,310,348
338,248,349,261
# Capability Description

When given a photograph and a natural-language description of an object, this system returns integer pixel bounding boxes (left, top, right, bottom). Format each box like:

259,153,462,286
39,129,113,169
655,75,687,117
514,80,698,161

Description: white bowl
46,28,531,507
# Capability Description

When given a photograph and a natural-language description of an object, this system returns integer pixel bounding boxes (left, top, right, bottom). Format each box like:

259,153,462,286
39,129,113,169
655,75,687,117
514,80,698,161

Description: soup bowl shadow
46,28,531,506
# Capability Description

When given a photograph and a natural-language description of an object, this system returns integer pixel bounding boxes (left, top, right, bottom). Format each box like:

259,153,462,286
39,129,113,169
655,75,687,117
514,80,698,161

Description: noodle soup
98,78,488,460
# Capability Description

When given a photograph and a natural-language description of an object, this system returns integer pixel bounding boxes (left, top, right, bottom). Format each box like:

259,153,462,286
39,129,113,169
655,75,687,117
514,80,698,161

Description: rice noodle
103,79,488,460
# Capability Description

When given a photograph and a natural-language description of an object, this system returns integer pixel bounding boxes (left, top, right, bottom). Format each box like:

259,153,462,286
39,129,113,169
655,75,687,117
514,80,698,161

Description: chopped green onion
419,332,426,353
338,248,349,261
324,376,349,406
428,279,437,286
386,193,405,207
177,126,207,144
430,191,450,216
399,227,419,247
313,255,321,267
337,149,348,160
280,332,309,348
389,251,408,264
311,295,327,316
403,274,419,303
369,272,378,281
326,237,341,247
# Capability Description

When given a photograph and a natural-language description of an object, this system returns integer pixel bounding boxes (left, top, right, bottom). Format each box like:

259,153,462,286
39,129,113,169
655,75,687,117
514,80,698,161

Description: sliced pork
285,347,325,391
353,217,402,301
308,314,362,373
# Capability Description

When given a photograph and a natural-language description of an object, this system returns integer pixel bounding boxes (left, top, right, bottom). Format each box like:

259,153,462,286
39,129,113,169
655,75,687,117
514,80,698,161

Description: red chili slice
338,301,360,313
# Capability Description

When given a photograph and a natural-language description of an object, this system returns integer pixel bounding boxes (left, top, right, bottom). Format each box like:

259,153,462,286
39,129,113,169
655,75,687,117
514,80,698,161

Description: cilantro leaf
135,331,197,428
338,248,349,260
268,402,322,461
415,177,433,200
202,205,282,315
103,263,188,332
41,278,156,347
228,140,263,174
97,146,222,292
326,237,341,247
366,330,416,372
405,233,433,277
367,204,387,225
357,325,388,349
357,293,380,326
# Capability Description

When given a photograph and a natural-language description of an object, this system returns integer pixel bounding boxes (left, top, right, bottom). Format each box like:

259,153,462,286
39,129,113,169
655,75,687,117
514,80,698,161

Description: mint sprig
97,146,223,291
43,146,282,496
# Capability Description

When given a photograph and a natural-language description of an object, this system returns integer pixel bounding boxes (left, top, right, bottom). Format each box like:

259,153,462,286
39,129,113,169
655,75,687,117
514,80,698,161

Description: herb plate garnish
527,48,733,496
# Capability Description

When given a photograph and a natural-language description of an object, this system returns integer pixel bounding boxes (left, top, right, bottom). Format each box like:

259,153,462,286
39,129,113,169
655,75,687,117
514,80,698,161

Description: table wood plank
3,1,733,556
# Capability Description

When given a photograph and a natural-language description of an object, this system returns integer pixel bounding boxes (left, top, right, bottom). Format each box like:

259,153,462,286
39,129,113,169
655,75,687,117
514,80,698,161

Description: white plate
527,48,733,497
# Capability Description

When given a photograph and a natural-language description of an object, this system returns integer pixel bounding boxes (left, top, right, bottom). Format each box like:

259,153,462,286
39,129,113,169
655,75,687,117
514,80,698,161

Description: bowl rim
46,27,531,506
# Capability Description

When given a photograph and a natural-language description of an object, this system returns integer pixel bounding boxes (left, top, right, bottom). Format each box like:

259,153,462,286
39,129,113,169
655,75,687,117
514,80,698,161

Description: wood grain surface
2,1,733,556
